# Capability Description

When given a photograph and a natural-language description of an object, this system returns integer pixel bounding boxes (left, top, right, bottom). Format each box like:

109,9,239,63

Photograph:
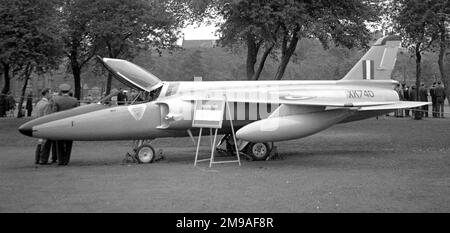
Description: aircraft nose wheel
248,142,270,161
135,144,155,163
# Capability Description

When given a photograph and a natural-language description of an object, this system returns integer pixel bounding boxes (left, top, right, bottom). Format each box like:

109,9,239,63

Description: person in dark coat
49,84,79,165
435,81,446,118
419,83,429,117
409,85,420,119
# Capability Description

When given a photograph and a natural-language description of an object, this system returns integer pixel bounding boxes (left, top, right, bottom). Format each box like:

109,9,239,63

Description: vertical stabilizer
341,35,402,81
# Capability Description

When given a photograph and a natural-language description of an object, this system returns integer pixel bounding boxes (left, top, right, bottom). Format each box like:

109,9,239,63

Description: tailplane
341,35,402,81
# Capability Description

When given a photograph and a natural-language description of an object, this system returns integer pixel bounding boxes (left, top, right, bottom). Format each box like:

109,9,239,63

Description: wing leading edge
359,101,431,111
181,96,397,108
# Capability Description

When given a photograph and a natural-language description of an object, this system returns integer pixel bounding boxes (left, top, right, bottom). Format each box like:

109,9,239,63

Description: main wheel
247,142,270,161
135,144,155,163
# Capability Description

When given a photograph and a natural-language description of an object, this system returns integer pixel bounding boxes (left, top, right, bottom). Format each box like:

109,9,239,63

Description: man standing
34,88,54,164
403,84,410,117
419,83,429,117
409,85,421,119
435,81,446,118
395,84,404,117
430,82,437,117
50,84,79,165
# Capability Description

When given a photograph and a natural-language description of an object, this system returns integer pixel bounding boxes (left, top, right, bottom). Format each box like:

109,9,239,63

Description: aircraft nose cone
18,123,33,137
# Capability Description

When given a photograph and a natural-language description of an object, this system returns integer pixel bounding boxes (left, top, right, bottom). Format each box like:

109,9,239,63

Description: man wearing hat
50,83,79,165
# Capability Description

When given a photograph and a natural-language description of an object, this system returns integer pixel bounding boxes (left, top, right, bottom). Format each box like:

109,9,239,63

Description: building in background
182,38,217,49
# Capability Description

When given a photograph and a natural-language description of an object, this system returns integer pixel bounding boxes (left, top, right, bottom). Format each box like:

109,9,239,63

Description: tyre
135,144,155,163
247,142,270,161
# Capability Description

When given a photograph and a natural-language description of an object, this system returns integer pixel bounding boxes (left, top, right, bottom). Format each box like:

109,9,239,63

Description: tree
58,0,100,100
217,0,282,80
433,5,450,104
0,0,27,95
217,0,379,80
391,0,441,106
91,0,183,94
0,0,63,117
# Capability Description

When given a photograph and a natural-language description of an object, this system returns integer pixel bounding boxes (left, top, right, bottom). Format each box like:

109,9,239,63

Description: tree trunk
253,44,275,80
106,73,112,95
68,42,82,100
246,34,259,80
438,24,449,106
1,62,10,94
17,64,32,118
105,44,114,95
274,31,300,80
72,65,81,100
414,43,422,120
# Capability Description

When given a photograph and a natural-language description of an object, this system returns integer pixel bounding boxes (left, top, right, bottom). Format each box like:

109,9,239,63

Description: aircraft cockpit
96,56,163,106
97,86,162,106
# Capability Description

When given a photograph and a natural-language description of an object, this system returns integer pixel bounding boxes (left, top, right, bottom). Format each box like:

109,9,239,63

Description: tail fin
341,35,402,81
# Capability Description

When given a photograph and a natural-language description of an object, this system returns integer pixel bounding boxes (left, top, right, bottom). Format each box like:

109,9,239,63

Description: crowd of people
394,81,447,118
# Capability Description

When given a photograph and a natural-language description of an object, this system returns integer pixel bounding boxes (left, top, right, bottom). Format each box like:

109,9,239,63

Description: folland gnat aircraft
19,35,429,163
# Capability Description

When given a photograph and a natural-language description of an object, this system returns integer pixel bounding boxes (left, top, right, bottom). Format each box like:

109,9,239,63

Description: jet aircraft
19,35,429,163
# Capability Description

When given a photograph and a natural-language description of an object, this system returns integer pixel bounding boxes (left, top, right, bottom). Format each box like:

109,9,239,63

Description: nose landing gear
136,144,155,163
123,139,163,164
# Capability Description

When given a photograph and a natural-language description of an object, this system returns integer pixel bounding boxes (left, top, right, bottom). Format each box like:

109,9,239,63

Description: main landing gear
123,139,163,164
216,134,278,161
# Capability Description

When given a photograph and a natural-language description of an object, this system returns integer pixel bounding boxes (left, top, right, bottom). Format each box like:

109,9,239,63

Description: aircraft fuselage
19,79,400,141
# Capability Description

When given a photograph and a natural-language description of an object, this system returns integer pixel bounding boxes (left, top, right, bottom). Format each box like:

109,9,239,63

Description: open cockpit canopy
97,56,163,93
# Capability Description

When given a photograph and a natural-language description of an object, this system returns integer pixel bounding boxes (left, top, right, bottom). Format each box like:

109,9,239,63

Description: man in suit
419,83,429,117
50,83,79,165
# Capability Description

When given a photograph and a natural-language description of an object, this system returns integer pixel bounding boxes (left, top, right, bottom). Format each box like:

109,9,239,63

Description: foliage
89,0,183,94
391,0,450,99
57,0,100,99
0,0,63,95
215,0,380,80
56,0,185,98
